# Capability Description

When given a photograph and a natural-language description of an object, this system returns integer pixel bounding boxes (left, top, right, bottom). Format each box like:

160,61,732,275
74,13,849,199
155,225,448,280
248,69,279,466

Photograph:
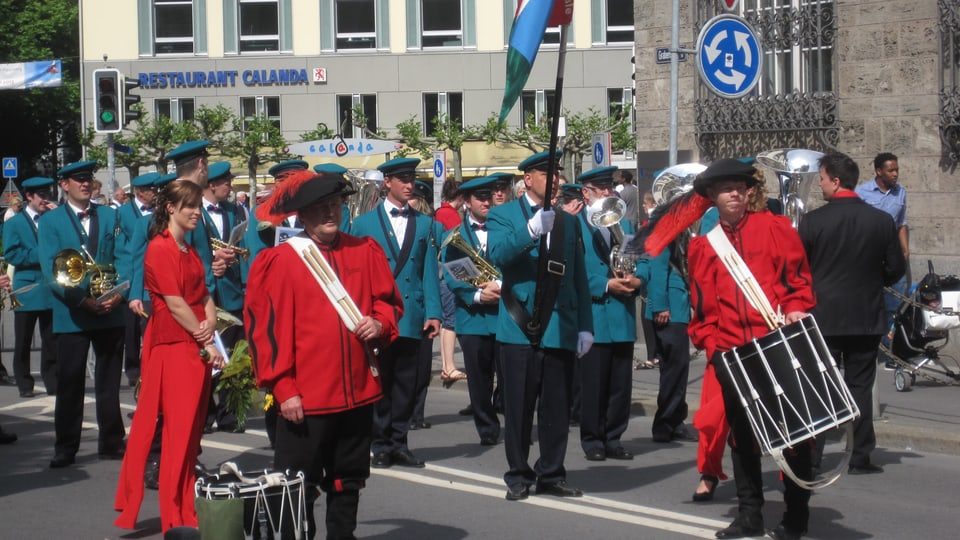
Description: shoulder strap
705,225,780,330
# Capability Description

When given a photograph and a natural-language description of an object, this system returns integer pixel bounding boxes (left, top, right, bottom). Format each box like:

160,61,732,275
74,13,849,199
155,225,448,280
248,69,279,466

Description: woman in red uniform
114,180,224,533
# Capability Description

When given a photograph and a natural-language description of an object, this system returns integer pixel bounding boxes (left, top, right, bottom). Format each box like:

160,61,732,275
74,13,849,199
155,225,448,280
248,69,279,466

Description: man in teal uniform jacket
115,171,158,386
442,175,502,446
574,166,643,461
351,157,441,469
3,176,59,397
39,160,127,468
487,150,593,501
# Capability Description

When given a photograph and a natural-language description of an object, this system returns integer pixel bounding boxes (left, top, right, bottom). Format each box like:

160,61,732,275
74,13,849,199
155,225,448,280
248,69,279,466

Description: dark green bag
195,496,245,540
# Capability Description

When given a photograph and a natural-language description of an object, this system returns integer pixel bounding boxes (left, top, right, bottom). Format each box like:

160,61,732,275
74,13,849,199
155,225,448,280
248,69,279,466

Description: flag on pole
498,0,574,125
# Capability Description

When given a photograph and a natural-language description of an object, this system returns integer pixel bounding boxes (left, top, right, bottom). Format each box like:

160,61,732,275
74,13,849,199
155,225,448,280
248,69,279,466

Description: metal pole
106,133,116,197
668,0,680,166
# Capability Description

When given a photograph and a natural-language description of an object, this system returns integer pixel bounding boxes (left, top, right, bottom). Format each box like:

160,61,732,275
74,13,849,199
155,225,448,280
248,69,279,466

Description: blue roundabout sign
696,15,763,99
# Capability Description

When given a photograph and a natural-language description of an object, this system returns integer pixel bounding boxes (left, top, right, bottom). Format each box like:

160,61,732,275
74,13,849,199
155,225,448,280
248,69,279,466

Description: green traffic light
100,110,116,124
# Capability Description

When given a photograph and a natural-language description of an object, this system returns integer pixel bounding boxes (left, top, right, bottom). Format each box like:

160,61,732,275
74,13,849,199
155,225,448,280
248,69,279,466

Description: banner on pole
0,60,63,90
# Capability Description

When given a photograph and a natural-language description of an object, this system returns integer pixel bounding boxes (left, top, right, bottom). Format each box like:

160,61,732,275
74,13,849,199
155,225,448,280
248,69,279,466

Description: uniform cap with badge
164,140,210,166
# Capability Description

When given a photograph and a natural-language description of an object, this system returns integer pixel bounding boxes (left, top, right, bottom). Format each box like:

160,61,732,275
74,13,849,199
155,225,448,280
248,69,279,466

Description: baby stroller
888,261,960,391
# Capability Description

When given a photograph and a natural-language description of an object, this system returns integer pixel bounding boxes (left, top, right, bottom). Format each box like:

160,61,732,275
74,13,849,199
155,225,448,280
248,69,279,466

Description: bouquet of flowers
215,339,263,430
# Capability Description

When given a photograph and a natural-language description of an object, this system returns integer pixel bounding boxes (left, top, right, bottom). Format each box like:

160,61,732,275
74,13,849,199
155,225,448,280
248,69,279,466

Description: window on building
155,98,196,123
520,89,556,127
542,27,561,46
239,0,280,52
422,92,464,136
335,0,377,49
154,0,194,54
421,0,463,48
742,0,834,94
336,94,378,137
606,0,634,44
240,96,281,132
607,87,634,132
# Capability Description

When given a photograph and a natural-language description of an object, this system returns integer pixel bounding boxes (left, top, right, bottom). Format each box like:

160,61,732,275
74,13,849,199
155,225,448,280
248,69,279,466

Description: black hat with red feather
255,169,355,226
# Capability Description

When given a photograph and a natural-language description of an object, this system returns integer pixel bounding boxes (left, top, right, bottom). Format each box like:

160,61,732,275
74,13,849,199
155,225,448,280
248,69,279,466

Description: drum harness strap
706,226,782,330
215,462,287,488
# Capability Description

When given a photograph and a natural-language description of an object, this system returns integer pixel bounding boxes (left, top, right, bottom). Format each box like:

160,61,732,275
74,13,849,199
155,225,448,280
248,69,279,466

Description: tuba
53,247,117,298
345,168,384,222
586,196,636,277
440,227,501,288
755,149,824,228
651,163,705,206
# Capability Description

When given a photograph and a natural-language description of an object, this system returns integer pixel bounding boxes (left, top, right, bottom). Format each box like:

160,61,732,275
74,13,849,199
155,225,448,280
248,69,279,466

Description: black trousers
459,333,501,441
651,322,691,437
122,303,147,383
825,334,882,467
718,355,811,531
275,405,373,540
371,337,421,455
578,341,633,452
53,328,125,457
500,343,573,489
410,336,434,424
12,309,57,395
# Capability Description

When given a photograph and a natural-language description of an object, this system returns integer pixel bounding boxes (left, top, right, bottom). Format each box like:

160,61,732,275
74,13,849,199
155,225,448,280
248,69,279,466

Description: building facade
635,0,960,275
79,0,636,183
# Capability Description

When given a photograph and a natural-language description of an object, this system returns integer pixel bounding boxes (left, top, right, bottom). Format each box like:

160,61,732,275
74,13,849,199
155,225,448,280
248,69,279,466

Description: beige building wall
633,0,958,275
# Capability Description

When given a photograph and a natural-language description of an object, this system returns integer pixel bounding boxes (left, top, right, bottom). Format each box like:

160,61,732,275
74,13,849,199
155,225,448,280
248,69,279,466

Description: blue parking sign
696,15,762,99
2,157,17,179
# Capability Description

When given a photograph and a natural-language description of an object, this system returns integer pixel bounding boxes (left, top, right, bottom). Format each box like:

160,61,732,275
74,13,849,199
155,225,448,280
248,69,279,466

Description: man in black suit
798,152,906,476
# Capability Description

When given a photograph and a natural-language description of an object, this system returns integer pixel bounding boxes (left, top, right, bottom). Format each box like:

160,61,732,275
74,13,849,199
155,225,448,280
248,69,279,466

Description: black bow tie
470,223,486,231
140,205,152,212
76,209,93,220
33,214,40,223
530,205,540,212
389,208,410,218
207,204,221,213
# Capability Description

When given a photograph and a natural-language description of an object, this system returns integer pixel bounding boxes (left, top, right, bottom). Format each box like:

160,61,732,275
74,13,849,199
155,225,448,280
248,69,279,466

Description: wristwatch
199,348,210,360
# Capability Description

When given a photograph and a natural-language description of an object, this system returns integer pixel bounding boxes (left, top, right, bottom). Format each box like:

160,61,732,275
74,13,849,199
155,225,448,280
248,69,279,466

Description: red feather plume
642,191,713,257
254,169,316,226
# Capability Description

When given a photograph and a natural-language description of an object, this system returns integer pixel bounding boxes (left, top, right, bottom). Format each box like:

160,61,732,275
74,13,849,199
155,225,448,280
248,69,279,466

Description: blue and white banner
0,60,63,90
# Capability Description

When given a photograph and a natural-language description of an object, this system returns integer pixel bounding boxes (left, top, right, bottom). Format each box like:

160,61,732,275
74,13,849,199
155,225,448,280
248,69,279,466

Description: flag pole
528,23,569,340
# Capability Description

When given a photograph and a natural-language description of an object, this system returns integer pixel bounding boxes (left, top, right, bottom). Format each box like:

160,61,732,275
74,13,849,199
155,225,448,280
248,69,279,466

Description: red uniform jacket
687,211,815,359
245,233,403,414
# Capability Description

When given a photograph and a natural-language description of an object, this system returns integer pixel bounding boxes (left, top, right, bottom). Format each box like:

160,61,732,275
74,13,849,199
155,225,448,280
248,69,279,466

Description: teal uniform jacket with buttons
351,204,442,339
487,198,593,350
442,218,499,337
2,211,54,311
641,244,691,324
576,212,639,344
114,199,149,300
202,200,246,312
38,204,126,333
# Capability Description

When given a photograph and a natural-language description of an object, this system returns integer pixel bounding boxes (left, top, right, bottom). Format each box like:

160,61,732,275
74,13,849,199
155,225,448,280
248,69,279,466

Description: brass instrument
755,148,824,228
216,307,243,332
209,237,251,262
651,163,705,206
345,168,384,222
440,227,501,288
52,247,117,298
586,196,637,277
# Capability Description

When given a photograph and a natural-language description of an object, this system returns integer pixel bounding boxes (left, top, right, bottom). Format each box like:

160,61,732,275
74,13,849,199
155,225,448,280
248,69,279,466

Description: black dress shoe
371,452,393,469
99,447,126,460
715,516,764,538
392,449,425,468
458,404,474,416
0,374,14,386
605,447,634,460
672,424,700,442
848,463,883,475
19,390,35,398
49,454,76,468
584,448,606,461
692,474,718,502
652,431,673,443
536,481,583,498
202,425,215,434
0,427,17,444
144,460,160,490
505,484,530,501
409,420,431,430
479,435,499,446
766,524,804,540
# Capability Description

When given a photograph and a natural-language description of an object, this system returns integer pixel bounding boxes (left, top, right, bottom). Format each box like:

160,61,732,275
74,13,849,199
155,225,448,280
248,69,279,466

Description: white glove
576,331,594,358
527,208,556,239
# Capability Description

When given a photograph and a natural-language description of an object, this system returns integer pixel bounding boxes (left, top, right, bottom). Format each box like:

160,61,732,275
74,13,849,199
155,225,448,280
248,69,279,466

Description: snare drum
719,316,860,489
195,465,307,540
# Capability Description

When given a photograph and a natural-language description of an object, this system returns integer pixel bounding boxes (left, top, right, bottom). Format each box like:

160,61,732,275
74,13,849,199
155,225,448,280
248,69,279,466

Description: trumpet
209,238,250,262
586,197,637,277
440,227,501,288
53,247,118,298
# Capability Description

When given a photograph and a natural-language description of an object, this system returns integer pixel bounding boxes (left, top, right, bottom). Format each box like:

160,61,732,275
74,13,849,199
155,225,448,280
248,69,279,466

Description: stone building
634,0,959,276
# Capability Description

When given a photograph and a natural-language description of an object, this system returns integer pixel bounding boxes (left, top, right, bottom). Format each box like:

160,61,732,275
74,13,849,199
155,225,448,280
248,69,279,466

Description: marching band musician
114,179,224,534
487,150,593,502
39,160,127,468
574,166,643,462
312,163,354,233
680,158,816,540
115,171,158,387
242,159,309,265
3,176,58,399
442,175,502,446
351,157,442,470
246,169,402,540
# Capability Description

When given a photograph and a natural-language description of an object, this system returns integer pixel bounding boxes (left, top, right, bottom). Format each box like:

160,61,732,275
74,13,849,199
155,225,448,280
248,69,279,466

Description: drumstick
723,253,778,330
303,246,362,327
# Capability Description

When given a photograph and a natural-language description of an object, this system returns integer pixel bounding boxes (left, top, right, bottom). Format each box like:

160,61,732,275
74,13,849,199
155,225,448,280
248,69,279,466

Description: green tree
222,114,293,197
0,0,80,179
299,122,334,142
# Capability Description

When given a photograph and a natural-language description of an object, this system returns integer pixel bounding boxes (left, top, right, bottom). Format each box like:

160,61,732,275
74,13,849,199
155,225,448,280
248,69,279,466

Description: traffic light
93,68,121,133
123,76,142,125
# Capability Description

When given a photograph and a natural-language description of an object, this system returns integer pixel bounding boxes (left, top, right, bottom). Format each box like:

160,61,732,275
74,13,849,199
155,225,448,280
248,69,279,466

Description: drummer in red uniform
245,169,403,540
685,159,816,540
